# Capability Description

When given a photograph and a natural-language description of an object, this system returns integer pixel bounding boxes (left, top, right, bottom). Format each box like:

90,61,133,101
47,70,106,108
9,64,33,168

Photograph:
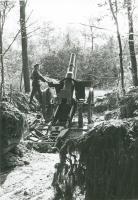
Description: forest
1,0,138,200
0,0,138,94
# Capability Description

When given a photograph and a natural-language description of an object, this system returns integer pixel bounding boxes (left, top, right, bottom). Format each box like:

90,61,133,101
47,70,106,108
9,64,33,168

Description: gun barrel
69,53,76,67
66,53,77,79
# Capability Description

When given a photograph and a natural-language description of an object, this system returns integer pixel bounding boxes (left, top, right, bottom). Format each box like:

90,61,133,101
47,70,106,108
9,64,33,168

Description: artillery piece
44,53,94,140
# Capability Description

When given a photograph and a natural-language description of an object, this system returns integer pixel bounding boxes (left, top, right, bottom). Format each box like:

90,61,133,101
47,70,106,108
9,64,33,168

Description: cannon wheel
87,88,94,124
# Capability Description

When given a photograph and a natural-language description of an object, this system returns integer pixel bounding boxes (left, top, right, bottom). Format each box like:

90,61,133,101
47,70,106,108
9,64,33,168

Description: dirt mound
119,93,138,119
94,88,138,120
94,91,118,113
53,118,138,200
8,91,39,113
0,102,26,155
1,142,30,171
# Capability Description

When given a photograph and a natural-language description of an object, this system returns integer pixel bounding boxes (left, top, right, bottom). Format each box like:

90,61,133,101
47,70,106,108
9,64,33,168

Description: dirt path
0,151,59,200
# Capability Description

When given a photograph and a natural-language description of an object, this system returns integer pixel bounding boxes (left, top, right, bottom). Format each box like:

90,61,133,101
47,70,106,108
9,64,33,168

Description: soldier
29,64,46,105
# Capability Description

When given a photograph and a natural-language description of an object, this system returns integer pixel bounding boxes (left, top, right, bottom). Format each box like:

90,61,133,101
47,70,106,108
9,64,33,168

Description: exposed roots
53,119,138,200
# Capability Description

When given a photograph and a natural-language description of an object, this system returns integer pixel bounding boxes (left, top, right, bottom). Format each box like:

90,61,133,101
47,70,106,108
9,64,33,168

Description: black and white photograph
0,0,138,199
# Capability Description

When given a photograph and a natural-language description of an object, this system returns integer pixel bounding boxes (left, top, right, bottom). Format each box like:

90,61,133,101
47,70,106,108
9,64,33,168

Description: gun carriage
41,53,94,142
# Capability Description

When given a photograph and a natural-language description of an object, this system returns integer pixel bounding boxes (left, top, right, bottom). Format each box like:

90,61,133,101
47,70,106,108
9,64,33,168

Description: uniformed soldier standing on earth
29,64,46,105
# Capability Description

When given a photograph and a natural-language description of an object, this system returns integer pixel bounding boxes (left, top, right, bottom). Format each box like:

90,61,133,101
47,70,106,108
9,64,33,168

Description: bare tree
89,26,95,52
0,11,4,96
0,1,14,96
19,0,30,93
79,17,109,53
126,0,138,86
88,18,100,53
108,0,125,94
40,22,55,53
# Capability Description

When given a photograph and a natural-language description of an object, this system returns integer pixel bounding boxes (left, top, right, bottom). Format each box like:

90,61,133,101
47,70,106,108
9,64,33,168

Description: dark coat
31,69,46,87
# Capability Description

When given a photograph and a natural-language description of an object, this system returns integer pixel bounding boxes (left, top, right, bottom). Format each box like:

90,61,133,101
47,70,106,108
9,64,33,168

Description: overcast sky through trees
3,0,138,47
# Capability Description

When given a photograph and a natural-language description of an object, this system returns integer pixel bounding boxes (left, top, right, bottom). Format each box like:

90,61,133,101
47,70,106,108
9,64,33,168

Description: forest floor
0,151,59,200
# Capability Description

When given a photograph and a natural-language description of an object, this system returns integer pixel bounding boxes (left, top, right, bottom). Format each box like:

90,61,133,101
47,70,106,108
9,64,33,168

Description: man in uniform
29,64,46,105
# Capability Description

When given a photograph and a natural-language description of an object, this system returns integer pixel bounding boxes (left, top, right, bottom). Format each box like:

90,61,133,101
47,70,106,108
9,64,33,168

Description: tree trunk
0,11,4,97
90,26,94,52
19,0,30,93
127,0,138,86
0,106,2,172
108,0,125,94
117,28,125,95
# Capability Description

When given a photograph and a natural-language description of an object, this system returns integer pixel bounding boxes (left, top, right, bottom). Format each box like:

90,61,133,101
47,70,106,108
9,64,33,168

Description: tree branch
108,0,117,23
26,27,40,36
3,9,35,56
3,30,20,56
79,23,111,31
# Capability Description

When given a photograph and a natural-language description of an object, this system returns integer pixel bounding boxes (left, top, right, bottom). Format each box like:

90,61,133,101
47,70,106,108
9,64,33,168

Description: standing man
29,64,46,105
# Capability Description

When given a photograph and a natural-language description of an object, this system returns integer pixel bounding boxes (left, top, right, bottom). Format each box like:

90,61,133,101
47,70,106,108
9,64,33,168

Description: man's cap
34,64,39,68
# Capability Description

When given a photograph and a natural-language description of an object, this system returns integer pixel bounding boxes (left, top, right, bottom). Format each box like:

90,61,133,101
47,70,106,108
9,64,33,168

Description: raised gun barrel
66,53,77,79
